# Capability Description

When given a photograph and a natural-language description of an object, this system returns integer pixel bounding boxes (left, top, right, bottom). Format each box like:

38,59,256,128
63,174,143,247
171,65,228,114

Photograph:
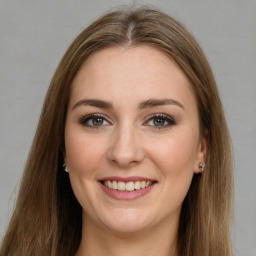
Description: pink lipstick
98,176,157,200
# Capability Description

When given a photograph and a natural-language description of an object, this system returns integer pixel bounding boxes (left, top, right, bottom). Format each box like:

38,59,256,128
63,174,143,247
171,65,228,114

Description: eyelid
78,112,175,130
79,113,112,128
143,113,176,129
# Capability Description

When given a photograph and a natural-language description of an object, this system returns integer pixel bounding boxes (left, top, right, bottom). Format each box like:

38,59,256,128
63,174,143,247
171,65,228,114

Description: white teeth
107,180,112,189
134,181,141,190
112,180,118,189
117,181,126,191
103,180,153,191
126,181,134,191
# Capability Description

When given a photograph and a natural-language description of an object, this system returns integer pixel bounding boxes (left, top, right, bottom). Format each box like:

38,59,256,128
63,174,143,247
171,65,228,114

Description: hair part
1,6,233,256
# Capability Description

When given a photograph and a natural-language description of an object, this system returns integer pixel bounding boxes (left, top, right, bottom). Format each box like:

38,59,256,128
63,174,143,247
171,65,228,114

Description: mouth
100,180,156,192
98,177,157,200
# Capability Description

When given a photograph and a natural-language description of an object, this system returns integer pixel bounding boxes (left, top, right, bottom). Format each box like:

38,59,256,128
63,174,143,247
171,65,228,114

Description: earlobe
194,129,208,174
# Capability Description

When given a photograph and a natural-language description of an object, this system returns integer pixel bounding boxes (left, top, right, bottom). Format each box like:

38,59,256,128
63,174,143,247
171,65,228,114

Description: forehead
70,45,196,109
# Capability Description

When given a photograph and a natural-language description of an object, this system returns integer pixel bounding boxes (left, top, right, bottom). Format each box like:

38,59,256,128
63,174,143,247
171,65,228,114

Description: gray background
0,0,255,255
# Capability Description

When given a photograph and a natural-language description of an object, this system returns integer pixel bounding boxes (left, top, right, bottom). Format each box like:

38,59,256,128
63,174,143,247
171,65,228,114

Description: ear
194,129,208,174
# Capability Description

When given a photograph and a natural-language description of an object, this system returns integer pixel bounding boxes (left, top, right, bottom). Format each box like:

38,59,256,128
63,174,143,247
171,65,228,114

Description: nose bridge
108,120,144,167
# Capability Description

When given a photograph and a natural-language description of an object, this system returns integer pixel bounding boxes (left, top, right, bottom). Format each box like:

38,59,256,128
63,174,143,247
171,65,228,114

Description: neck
75,213,178,256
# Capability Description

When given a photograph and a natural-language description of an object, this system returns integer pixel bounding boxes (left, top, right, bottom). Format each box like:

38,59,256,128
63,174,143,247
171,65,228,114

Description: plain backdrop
0,0,255,255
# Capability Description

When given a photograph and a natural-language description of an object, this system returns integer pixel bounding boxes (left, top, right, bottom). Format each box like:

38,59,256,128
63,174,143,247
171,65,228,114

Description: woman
0,6,233,256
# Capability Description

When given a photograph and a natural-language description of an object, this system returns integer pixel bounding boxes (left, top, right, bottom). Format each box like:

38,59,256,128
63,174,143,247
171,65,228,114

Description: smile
102,180,153,192
98,176,157,200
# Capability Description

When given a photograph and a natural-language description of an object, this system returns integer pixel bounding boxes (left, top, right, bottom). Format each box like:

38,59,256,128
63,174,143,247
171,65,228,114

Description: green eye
80,114,110,129
92,117,104,126
153,117,167,126
145,114,176,129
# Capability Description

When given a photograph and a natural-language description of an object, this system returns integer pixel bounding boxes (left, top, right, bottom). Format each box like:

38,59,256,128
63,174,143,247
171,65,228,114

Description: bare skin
76,211,178,256
64,45,207,256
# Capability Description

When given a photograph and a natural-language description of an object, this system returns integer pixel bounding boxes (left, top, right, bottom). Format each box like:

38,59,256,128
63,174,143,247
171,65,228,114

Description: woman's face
64,45,207,233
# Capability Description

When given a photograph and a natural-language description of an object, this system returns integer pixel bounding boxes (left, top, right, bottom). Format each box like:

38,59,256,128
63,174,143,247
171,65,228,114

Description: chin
103,220,150,234
97,208,154,234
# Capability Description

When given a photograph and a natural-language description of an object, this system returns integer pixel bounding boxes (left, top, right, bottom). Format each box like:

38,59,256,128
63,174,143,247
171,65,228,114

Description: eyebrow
72,98,184,110
139,98,184,109
72,99,113,110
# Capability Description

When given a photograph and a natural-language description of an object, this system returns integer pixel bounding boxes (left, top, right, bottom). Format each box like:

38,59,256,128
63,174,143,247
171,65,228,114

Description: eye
79,114,111,129
144,114,176,129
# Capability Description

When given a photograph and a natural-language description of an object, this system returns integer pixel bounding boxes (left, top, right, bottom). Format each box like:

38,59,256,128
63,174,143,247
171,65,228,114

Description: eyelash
144,114,176,129
79,114,111,129
79,113,176,129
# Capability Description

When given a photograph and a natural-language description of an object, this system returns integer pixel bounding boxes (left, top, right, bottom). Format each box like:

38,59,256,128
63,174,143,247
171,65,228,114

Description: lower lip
99,182,156,200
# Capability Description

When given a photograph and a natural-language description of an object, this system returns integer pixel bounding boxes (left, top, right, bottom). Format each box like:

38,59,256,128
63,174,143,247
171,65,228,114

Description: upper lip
98,176,156,182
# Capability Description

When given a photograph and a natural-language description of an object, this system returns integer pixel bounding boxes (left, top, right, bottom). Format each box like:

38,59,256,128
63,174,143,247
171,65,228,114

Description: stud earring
199,163,205,172
63,163,68,173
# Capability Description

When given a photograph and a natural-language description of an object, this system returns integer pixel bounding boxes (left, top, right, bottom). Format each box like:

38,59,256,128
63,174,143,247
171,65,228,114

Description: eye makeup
143,113,176,129
78,112,176,130
79,113,111,129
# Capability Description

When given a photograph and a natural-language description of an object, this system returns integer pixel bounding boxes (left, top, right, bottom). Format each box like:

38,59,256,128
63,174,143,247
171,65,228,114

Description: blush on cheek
66,137,106,175
68,153,97,175
150,140,186,164
151,137,197,180
167,133,198,163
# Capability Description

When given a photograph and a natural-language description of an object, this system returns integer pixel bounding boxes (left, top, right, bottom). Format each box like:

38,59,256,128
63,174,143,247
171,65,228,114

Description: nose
107,124,145,168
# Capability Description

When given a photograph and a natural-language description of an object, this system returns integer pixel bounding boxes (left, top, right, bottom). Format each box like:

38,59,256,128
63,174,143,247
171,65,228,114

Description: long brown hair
0,6,233,256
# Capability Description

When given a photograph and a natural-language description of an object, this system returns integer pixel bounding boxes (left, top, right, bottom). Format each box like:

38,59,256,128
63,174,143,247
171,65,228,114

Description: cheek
65,132,106,175
148,130,198,198
150,130,198,173
64,131,107,213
